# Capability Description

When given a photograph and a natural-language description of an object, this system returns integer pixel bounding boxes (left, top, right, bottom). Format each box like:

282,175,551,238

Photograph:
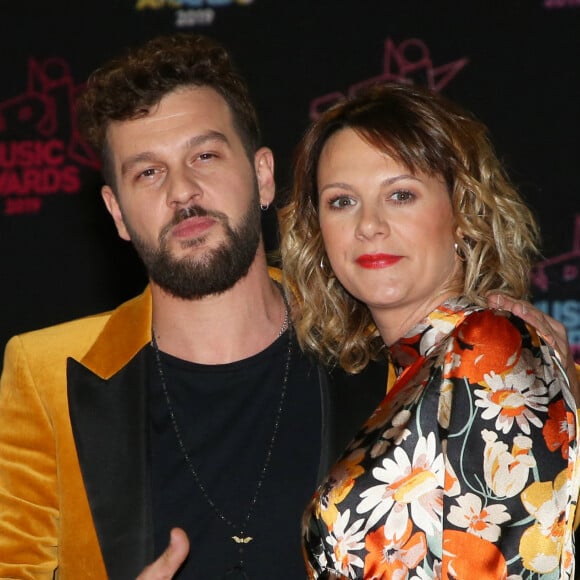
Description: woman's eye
391,190,415,203
329,196,355,209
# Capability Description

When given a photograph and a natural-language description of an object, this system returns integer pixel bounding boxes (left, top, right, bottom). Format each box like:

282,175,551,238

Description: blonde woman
280,82,580,579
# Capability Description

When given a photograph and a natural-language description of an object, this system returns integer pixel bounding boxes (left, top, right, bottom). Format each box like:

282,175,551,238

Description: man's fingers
486,293,566,352
136,528,190,580
160,528,190,571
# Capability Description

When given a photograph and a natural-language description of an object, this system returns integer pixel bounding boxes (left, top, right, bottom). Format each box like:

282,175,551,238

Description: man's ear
254,147,275,207
102,185,131,241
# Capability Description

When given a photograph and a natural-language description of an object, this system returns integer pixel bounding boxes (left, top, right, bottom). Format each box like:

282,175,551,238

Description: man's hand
487,293,580,404
136,528,190,580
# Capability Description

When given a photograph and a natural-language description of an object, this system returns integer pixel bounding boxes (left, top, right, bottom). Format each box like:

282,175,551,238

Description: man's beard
127,199,262,300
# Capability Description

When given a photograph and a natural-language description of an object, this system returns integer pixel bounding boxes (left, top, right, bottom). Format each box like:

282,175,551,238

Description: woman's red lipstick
356,254,403,269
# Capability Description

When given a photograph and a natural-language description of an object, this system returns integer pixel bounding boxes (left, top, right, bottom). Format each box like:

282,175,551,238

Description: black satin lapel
67,349,153,580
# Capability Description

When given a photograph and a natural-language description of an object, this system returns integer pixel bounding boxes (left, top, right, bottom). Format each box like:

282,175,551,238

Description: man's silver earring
260,203,270,211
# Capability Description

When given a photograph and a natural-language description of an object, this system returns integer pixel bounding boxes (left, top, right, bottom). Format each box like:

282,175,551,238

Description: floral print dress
302,298,579,579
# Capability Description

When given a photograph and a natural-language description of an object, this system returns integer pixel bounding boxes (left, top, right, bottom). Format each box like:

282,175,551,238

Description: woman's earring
454,242,466,262
260,202,269,211
319,255,334,277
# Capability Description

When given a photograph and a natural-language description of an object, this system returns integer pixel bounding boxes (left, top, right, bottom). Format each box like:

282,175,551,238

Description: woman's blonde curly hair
279,82,540,374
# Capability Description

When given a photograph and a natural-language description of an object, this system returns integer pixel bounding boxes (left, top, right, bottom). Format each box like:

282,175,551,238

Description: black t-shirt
149,329,321,578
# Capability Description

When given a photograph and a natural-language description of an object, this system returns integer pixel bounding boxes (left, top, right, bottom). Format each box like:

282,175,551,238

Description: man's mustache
176,205,210,222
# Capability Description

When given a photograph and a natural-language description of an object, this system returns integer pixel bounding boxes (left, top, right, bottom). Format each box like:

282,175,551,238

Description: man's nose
166,167,203,207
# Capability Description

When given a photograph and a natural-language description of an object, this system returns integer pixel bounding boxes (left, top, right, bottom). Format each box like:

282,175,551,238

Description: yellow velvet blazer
0,268,387,579
0,287,154,579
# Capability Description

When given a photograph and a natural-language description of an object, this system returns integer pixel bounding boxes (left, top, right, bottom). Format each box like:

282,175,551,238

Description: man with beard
0,33,361,580
0,33,575,580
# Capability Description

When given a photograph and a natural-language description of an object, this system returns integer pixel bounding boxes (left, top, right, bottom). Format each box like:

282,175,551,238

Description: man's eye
198,152,217,161
139,168,157,178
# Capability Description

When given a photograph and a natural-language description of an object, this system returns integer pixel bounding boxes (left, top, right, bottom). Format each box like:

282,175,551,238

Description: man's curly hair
76,33,260,188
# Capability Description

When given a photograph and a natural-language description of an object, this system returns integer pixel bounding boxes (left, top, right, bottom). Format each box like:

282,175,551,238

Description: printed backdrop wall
1,0,579,366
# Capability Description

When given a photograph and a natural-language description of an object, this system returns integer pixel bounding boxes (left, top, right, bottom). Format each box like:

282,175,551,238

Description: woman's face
317,128,463,342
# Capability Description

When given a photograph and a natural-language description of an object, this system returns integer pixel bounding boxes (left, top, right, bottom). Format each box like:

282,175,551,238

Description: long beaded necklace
150,294,292,579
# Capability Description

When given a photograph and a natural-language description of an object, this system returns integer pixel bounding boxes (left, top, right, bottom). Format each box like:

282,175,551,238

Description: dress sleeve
0,336,59,579
440,310,578,579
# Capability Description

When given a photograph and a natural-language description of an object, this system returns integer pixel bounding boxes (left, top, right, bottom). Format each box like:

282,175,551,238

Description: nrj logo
135,0,254,28
0,58,99,217
310,38,468,120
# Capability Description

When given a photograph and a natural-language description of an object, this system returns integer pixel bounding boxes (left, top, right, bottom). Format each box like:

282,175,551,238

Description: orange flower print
364,366,430,436
363,519,427,580
317,449,365,528
542,399,574,459
441,529,508,579
395,302,467,366
445,310,522,384
364,399,403,435
475,368,548,434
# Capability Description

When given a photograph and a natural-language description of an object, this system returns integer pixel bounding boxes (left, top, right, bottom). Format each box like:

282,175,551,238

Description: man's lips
355,253,403,269
171,216,216,239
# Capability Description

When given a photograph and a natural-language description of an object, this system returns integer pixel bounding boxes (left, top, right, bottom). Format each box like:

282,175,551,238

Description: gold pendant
232,535,253,544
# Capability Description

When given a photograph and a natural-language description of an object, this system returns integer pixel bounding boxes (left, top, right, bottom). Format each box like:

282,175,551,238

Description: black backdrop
1,0,579,365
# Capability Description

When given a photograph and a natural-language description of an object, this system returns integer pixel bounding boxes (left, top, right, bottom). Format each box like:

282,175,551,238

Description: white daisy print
448,492,511,541
474,369,548,434
325,509,365,576
357,432,444,536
